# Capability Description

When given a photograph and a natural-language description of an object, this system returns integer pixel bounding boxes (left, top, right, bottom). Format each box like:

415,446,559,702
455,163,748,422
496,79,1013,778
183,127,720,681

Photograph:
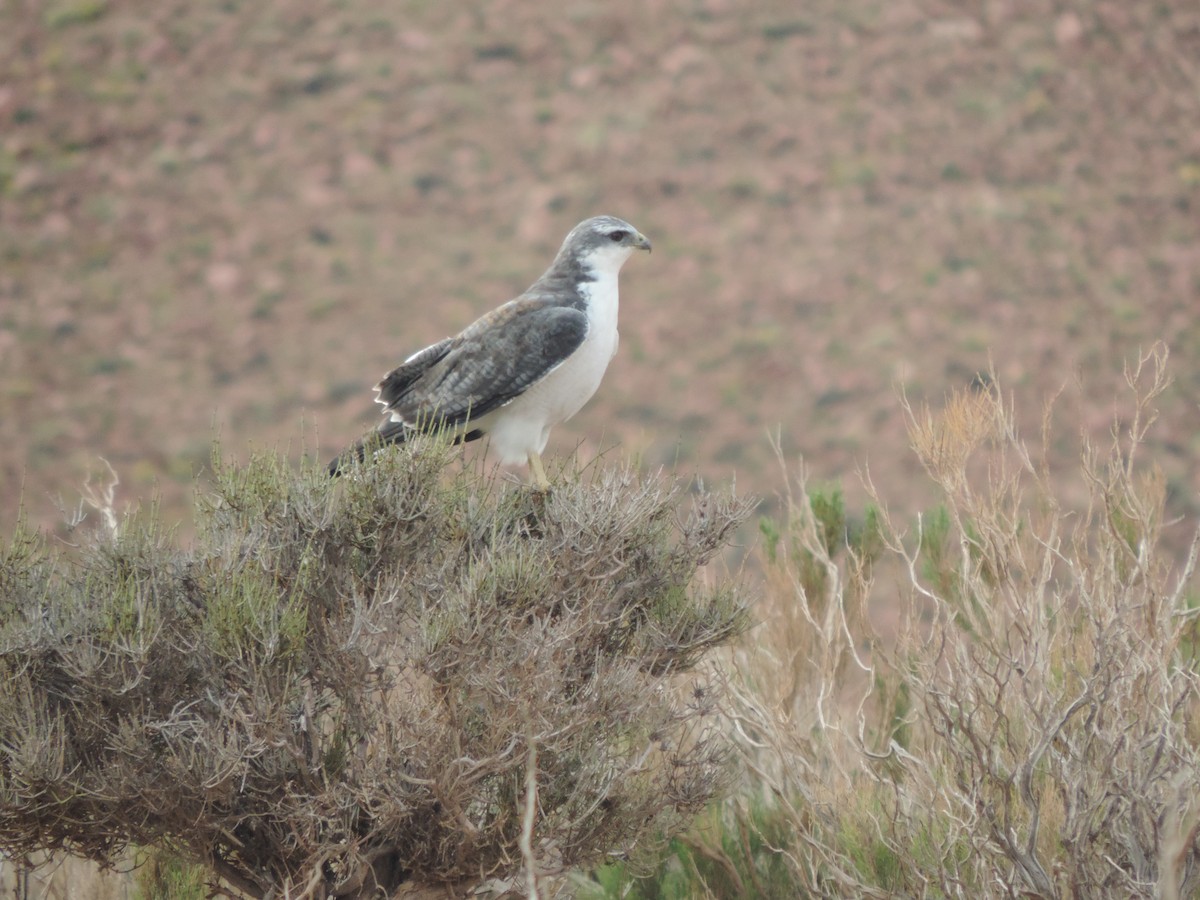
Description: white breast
481,273,619,465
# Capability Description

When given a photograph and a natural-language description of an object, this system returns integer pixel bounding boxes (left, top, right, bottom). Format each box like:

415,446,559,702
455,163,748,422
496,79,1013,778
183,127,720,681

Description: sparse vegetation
602,345,1199,899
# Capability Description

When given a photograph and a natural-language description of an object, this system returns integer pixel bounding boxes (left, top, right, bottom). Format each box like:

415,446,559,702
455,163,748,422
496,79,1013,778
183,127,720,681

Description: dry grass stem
723,346,1200,898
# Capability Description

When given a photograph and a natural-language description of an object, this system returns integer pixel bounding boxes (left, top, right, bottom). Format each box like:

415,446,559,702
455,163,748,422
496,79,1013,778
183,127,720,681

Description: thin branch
519,735,540,900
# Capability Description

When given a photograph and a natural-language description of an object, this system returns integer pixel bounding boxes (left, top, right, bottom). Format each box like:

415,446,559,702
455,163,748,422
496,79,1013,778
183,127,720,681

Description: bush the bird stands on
0,441,751,899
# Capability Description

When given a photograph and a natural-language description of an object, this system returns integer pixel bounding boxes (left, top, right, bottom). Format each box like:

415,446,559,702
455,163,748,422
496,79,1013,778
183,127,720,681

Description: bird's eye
608,230,628,242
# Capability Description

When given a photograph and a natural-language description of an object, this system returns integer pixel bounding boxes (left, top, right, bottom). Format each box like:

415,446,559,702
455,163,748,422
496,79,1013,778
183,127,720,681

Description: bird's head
561,215,652,276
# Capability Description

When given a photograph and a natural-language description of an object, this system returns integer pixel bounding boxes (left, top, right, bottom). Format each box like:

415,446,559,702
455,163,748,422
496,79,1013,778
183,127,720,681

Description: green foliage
757,516,781,565
201,562,309,663
917,503,956,599
0,525,49,622
1180,592,1200,667
875,670,911,752
774,483,883,605
839,811,903,891
579,801,797,900
832,799,979,896
43,0,107,29
916,504,1000,635
136,849,208,900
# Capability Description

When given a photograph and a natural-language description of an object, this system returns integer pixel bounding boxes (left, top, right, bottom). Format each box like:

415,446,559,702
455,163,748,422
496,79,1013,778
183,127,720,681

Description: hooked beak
634,232,652,253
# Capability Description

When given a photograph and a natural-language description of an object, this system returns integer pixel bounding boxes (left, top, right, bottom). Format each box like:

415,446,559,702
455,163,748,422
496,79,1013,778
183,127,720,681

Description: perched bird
328,216,651,487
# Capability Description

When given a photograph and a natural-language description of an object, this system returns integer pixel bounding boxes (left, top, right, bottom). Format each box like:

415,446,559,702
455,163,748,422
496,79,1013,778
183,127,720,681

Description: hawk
329,216,652,487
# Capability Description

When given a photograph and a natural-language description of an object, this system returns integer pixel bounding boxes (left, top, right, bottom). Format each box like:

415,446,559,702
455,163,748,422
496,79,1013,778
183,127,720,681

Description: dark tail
328,419,488,476
327,420,410,476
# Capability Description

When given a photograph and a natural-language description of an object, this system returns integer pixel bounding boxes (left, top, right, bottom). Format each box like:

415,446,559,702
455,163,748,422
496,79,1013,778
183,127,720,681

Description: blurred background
2,0,1198,543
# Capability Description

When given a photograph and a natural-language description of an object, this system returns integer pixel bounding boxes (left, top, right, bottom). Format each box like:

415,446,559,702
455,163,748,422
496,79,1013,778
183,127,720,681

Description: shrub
0,441,752,898
723,345,1200,898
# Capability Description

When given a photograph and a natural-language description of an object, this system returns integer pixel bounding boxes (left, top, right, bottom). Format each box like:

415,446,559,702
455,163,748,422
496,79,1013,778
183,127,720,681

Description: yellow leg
527,451,551,491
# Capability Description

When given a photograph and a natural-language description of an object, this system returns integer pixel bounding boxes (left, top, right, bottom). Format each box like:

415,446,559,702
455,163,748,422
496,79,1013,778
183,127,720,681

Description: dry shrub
729,345,1200,898
0,442,752,899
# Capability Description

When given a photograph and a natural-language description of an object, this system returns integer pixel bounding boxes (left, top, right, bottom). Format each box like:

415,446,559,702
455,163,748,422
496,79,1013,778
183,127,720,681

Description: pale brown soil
2,0,1199,547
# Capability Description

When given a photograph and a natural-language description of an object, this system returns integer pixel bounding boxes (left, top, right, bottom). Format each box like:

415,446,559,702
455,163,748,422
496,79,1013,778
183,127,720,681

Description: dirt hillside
2,0,1198,544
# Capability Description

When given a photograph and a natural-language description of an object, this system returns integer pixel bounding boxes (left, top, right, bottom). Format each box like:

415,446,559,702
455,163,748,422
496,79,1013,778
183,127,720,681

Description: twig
519,734,540,900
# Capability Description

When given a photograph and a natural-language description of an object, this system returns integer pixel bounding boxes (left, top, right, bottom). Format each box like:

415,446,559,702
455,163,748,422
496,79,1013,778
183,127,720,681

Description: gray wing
375,298,589,429
373,337,455,406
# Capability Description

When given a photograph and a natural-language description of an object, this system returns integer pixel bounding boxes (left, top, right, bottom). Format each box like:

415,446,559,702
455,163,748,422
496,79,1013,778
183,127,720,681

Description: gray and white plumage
329,216,651,485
